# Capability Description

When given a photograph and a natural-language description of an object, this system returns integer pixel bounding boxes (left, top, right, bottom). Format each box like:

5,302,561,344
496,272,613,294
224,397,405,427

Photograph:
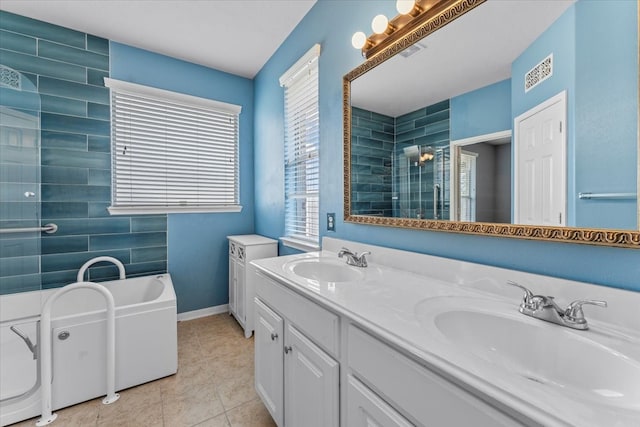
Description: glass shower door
0,65,43,405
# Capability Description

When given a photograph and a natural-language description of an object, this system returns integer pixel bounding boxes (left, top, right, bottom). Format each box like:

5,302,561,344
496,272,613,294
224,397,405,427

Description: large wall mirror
343,0,640,248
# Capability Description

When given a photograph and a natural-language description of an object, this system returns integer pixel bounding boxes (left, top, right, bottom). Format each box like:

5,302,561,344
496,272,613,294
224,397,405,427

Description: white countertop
252,243,640,427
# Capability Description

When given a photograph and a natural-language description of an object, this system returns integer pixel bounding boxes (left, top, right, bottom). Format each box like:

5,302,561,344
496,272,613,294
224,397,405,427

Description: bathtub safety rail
36,282,120,426
77,256,126,282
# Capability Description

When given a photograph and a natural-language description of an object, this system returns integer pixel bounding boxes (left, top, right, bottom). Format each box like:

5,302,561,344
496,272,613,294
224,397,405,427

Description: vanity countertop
252,246,640,427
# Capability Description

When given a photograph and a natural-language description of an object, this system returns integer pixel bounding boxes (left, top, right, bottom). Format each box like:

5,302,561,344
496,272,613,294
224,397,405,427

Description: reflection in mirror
348,0,638,232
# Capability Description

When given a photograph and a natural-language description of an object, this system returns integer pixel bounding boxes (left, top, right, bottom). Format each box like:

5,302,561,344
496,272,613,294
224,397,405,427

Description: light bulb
371,14,388,34
351,32,367,49
396,0,415,15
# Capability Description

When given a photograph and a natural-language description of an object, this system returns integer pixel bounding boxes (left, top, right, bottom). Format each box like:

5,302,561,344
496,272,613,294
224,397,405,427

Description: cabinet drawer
346,375,413,427
348,325,521,427
256,272,339,358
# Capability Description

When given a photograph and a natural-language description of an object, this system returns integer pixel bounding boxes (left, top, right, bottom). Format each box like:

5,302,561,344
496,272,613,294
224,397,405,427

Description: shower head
403,145,420,159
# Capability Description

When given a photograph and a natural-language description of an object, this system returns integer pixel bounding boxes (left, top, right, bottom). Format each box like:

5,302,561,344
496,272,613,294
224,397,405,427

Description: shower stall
0,65,47,422
394,144,449,219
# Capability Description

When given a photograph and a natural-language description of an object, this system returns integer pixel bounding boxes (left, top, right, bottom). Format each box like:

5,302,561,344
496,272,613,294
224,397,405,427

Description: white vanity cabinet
254,272,340,427
227,235,277,338
347,325,523,427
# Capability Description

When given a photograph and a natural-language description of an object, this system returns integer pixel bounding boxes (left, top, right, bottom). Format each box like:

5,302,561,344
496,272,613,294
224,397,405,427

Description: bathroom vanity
252,237,640,427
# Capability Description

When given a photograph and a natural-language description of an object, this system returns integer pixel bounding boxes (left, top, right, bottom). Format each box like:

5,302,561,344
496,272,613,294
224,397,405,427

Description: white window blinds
280,44,320,248
105,78,241,215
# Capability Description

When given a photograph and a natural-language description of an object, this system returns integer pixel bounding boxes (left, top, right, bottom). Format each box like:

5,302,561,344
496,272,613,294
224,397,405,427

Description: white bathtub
0,274,177,426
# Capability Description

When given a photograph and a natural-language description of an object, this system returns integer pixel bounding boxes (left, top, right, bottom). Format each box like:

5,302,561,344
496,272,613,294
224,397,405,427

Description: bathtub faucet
77,256,126,282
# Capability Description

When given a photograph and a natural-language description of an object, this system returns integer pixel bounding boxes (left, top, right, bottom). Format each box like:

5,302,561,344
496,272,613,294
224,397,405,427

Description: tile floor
12,313,276,427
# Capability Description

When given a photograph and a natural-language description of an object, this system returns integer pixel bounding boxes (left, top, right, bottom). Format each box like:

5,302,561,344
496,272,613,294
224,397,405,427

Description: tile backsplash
0,11,167,294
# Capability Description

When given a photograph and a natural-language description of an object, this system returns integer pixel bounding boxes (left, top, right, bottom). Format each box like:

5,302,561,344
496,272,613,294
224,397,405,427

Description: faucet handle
359,251,371,267
507,281,536,308
564,299,608,323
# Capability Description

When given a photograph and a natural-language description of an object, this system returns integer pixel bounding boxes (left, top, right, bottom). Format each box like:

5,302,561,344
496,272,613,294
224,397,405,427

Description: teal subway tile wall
350,107,394,216
0,11,167,294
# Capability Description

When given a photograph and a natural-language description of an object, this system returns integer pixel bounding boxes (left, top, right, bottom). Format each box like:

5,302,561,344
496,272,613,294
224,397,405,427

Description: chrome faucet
507,281,607,330
337,247,370,268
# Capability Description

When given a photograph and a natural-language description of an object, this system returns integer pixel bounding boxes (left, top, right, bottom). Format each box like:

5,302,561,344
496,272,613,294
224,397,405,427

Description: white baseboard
177,304,229,321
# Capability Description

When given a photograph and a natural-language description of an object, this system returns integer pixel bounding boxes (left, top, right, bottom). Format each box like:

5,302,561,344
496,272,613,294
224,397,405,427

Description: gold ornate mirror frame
343,0,640,248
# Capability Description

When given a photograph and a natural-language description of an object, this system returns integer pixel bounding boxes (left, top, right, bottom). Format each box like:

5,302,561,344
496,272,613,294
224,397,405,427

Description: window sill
280,237,320,253
108,205,243,215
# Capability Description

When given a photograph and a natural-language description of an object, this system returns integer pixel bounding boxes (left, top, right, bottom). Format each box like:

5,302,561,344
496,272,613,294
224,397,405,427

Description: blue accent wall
450,79,511,141
254,0,640,293
110,42,255,313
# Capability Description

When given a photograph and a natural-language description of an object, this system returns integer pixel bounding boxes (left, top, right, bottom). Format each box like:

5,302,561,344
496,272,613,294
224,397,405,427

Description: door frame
513,90,567,225
449,130,512,221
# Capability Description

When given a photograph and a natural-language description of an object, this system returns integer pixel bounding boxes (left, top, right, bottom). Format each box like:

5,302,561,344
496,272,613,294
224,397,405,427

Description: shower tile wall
0,11,167,293
351,107,394,216
395,100,450,219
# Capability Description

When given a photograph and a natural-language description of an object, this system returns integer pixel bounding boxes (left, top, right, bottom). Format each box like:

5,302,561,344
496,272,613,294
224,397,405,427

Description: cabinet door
228,257,237,314
346,375,413,427
284,324,339,427
236,262,246,322
255,298,284,427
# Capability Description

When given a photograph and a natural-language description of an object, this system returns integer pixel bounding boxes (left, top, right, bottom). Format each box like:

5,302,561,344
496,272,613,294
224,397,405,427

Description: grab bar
433,184,440,219
37,282,119,426
578,192,636,200
0,223,58,234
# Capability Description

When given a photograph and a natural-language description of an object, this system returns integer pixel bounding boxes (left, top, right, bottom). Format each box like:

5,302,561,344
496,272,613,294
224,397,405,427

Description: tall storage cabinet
228,235,277,338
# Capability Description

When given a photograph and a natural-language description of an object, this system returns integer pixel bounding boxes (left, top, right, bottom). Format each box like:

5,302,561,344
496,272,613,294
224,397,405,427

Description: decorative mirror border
343,0,640,248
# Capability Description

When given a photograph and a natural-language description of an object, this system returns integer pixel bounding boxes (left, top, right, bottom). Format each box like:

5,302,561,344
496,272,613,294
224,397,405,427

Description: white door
284,324,339,427
254,298,284,426
514,91,566,226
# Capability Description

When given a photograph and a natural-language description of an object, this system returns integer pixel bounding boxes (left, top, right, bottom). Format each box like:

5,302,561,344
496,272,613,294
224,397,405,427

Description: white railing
36,282,119,426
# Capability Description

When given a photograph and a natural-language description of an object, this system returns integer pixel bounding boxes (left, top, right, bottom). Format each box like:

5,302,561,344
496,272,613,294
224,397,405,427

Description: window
458,150,478,222
280,45,320,251
105,78,241,214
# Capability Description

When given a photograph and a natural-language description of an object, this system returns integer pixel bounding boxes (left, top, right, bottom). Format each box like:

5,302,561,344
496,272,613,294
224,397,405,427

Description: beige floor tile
206,348,254,382
194,413,231,427
162,381,225,426
160,359,215,395
51,398,100,426
199,333,254,360
215,371,257,411
97,400,164,427
97,381,162,421
226,398,276,427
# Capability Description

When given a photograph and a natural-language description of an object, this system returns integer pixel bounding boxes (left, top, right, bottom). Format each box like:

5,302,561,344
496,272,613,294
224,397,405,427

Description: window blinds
105,78,241,214
280,45,320,246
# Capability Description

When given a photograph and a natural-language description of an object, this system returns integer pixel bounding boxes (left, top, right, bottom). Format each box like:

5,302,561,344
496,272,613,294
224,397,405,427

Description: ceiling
351,0,574,117
0,0,317,79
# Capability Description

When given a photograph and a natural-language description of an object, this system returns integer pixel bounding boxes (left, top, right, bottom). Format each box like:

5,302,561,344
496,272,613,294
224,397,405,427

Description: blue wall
110,43,255,313
254,0,640,293
574,0,638,229
450,79,511,141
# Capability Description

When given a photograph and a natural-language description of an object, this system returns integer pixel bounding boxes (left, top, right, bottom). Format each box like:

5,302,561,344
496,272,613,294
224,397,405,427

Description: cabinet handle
271,332,278,341
284,345,292,354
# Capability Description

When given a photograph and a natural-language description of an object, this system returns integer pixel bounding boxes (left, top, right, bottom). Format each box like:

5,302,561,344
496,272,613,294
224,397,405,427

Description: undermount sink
285,258,364,283
416,297,640,409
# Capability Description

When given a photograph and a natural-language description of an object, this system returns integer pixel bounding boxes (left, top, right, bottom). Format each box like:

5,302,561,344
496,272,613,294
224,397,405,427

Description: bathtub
0,274,177,426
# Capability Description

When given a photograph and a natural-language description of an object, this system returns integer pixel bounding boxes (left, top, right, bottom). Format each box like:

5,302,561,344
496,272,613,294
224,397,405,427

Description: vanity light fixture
351,0,477,59
371,14,389,34
396,0,418,15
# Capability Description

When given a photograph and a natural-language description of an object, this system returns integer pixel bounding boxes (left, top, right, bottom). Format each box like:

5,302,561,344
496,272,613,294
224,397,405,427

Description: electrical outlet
327,213,335,232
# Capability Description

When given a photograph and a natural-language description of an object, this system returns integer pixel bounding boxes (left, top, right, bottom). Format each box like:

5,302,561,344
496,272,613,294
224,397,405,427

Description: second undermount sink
416,297,640,409
285,258,365,283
